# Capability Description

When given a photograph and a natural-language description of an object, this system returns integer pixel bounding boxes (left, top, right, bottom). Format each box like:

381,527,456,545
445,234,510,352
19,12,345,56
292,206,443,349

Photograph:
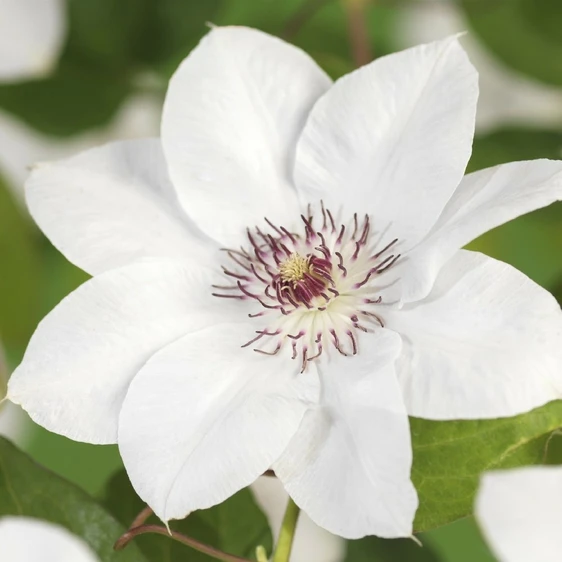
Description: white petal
0,0,66,82
401,159,562,303
8,259,233,444
475,467,562,562
0,516,99,562
295,37,478,247
274,330,417,539
26,139,213,276
118,323,319,522
161,26,331,246
251,477,346,562
385,250,562,420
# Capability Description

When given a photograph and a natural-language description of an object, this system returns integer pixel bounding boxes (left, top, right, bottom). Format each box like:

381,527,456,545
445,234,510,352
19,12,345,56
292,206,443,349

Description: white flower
6,27,562,539
475,466,562,562
0,0,66,82
0,516,99,562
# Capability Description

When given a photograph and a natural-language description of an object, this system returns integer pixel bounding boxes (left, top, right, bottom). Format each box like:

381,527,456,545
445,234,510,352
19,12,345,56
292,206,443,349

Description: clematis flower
0,516,99,562
7,27,562,538
0,0,66,82
475,466,562,562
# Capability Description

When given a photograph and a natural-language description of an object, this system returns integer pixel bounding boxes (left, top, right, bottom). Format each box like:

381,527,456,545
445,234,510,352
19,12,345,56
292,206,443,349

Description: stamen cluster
212,204,400,371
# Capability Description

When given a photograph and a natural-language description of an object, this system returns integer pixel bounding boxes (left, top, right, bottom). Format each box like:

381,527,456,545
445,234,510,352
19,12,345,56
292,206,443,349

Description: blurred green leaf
460,0,562,86
520,0,562,47
134,0,223,77
345,535,443,561
468,127,562,173
466,128,562,290
0,437,148,562
422,518,495,562
0,340,7,399
0,59,130,137
217,0,395,79
290,1,396,78
216,0,304,34
65,0,149,71
411,400,562,531
0,177,41,361
102,469,273,561
37,240,90,319
26,425,122,497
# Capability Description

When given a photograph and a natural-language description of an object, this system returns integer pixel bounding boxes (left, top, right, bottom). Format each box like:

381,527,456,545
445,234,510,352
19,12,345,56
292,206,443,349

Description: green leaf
0,59,130,137
65,0,149,71
102,469,273,561
520,0,562,47
0,437,148,562
0,176,41,362
0,341,7,399
460,0,562,86
468,127,562,173
26,425,122,497
217,0,396,79
411,400,562,531
344,536,443,561
134,0,223,77
466,128,562,291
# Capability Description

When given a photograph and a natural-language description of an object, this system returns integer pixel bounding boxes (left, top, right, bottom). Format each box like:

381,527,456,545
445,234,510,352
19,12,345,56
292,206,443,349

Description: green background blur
1,1,561,560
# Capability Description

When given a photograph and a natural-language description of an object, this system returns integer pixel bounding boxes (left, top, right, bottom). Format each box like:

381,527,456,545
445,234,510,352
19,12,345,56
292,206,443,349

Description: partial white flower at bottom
0,516,99,562
475,466,562,562
6,27,562,539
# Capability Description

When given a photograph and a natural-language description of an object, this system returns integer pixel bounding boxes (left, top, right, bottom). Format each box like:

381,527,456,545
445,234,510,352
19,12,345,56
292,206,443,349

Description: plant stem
342,0,373,67
114,524,254,562
272,497,301,562
130,505,153,528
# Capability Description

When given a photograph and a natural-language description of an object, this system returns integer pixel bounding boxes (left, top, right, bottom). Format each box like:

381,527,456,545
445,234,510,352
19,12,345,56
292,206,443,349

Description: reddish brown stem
343,0,373,67
131,505,153,528
114,524,254,562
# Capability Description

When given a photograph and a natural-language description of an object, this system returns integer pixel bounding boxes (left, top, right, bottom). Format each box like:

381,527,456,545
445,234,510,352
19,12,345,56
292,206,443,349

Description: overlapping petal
0,0,66,82
118,323,319,522
26,139,213,276
0,516,99,562
475,467,562,562
295,36,478,248
161,26,331,246
8,259,234,444
385,250,562,419
399,159,562,303
274,330,417,539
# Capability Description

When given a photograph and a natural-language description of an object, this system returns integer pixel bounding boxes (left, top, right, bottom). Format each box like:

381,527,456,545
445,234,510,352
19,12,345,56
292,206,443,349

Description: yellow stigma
279,253,310,284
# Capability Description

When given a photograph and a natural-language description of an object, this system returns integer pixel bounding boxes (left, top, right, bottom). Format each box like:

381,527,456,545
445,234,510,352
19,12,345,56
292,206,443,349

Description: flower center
212,203,400,372
279,253,310,283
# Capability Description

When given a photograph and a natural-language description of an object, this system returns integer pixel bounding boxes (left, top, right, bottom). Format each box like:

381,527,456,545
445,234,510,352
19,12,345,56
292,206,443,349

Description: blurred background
1,0,561,560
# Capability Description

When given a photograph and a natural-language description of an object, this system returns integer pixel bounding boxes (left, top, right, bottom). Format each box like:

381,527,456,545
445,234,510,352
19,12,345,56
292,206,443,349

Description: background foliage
1,1,561,561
